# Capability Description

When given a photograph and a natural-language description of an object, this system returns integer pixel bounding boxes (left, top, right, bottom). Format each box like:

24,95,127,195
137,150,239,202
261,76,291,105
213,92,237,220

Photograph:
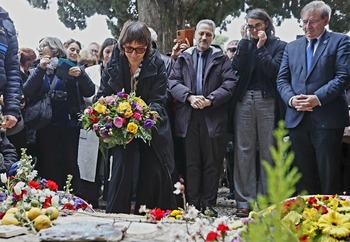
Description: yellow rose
135,97,146,107
127,122,138,134
124,110,133,118
94,103,107,114
117,102,132,113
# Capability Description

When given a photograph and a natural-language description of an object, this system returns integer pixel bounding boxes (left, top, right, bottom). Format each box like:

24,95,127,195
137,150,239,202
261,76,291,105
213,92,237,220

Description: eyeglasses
247,22,265,31
227,47,237,52
302,19,322,26
36,44,48,52
123,45,147,54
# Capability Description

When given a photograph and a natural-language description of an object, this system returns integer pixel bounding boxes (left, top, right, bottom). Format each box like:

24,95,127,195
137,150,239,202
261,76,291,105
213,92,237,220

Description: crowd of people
0,0,350,218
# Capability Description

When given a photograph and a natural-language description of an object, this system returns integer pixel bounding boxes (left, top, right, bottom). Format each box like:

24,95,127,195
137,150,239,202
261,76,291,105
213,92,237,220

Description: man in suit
168,19,237,216
277,0,350,195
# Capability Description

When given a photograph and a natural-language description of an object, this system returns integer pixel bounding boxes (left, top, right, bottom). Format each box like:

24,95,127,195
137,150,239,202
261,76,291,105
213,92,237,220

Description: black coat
228,37,287,132
98,48,175,173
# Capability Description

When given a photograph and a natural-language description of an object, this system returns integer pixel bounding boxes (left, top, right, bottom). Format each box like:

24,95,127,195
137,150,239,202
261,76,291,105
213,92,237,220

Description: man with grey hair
168,19,237,216
277,0,350,195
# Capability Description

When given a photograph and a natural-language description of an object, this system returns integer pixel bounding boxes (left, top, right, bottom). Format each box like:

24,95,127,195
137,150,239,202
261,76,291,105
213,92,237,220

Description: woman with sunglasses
228,9,287,217
97,20,177,214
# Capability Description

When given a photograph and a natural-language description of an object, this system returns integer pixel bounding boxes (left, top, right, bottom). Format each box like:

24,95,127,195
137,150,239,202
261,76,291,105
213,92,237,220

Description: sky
0,0,305,51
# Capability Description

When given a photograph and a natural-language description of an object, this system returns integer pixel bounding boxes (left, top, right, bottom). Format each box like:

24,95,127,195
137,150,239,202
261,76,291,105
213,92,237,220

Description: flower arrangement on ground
0,149,92,232
80,91,160,149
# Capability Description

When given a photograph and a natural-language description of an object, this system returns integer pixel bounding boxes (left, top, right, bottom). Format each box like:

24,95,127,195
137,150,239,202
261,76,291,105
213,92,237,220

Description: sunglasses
247,22,264,30
227,47,237,52
123,45,147,54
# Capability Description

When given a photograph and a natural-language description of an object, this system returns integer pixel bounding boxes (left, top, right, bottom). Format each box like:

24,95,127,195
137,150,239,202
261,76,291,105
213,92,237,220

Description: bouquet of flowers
80,91,160,149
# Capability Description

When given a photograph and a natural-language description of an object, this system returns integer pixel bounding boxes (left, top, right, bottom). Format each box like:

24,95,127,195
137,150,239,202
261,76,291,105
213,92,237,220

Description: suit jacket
277,31,350,129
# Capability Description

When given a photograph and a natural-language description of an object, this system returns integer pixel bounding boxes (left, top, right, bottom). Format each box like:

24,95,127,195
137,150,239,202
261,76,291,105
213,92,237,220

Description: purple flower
113,117,124,128
99,128,109,139
117,92,125,98
0,192,6,202
144,119,155,129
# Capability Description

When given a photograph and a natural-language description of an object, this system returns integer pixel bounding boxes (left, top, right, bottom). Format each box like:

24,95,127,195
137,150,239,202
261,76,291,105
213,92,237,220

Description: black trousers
289,114,343,195
184,110,228,208
36,126,81,193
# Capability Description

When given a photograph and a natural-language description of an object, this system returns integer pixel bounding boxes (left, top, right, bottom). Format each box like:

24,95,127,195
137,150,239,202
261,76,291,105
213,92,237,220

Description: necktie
196,52,203,95
306,39,317,73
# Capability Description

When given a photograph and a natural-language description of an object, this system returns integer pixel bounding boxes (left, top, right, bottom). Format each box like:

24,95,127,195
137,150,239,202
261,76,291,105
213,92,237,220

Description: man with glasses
168,19,237,217
225,40,239,60
277,1,350,195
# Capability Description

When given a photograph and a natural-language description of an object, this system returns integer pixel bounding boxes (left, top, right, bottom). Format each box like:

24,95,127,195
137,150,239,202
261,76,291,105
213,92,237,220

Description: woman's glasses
123,45,147,54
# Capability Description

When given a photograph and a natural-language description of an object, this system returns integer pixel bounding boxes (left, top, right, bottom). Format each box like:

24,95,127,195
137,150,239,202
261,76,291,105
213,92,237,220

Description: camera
49,90,67,102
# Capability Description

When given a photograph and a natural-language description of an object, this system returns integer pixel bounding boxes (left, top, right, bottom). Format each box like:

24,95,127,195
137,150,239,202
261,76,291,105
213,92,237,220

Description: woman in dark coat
228,9,287,217
23,37,95,193
97,20,177,214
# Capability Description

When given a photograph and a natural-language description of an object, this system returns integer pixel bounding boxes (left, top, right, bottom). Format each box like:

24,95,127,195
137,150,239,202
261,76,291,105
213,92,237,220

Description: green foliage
212,34,229,50
240,121,302,241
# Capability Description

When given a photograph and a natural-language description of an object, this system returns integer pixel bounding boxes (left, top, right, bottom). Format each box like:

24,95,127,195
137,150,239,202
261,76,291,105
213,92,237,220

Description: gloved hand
7,161,21,177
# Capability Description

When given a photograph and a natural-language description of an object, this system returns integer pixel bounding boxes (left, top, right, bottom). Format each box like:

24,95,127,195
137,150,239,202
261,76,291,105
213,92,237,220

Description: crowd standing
0,0,349,218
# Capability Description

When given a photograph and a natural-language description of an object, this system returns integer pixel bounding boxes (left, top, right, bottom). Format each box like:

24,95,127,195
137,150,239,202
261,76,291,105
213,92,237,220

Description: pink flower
113,117,124,128
105,95,116,104
92,123,99,131
132,112,142,121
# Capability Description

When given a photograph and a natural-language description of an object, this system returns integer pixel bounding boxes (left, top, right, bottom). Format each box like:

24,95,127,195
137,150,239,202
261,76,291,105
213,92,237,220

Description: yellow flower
328,197,340,211
302,207,321,222
301,219,318,238
117,102,132,113
127,122,138,134
134,97,146,107
318,210,350,238
94,103,107,113
124,110,133,118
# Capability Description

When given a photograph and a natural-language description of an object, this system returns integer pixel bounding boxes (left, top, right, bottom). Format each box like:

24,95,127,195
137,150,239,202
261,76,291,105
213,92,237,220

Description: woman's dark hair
98,37,117,61
118,20,152,57
246,8,275,37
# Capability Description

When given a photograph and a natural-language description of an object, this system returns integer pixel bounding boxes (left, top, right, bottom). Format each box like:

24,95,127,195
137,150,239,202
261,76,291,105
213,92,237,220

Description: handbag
24,94,52,130
24,76,58,130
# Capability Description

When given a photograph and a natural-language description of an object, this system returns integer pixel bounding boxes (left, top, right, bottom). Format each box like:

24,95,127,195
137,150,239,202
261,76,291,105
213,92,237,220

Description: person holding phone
23,37,95,194
228,8,287,217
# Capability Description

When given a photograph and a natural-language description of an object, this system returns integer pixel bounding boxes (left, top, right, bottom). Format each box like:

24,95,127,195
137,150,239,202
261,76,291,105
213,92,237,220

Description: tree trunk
137,0,197,54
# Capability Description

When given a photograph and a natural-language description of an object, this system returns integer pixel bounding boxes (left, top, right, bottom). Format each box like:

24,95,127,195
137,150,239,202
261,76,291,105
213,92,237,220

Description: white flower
185,205,199,219
173,182,184,195
0,173,7,183
13,181,25,195
51,195,59,206
139,205,149,214
61,198,69,204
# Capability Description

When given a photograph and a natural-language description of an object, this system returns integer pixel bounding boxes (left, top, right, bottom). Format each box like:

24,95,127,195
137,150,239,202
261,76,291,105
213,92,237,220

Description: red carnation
91,117,99,123
150,208,166,220
43,196,52,208
307,197,317,206
28,180,41,190
217,223,230,232
314,205,328,214
206,231,220,241
45,180,58,191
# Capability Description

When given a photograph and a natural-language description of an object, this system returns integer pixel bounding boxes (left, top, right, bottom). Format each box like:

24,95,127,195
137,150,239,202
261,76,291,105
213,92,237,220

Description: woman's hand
240,24,249,39
68,66,81,77
39,55,51,69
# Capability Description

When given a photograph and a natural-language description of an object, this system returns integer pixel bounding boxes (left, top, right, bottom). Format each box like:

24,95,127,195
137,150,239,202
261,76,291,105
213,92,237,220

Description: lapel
307,30,330,77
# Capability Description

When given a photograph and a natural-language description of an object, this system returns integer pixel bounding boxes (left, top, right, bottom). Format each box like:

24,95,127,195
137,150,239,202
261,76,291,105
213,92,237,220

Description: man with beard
168,19,237,216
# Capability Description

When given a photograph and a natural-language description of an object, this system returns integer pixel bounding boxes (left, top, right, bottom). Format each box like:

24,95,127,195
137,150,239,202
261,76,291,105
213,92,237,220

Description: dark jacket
0,7,21,118
0,132,17,173
98,47,175,173
168,46,237,138
23,66,95,127
228,37,287,132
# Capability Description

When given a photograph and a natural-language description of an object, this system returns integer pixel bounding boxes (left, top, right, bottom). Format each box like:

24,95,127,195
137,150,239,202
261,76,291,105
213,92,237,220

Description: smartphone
176,29,194,47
